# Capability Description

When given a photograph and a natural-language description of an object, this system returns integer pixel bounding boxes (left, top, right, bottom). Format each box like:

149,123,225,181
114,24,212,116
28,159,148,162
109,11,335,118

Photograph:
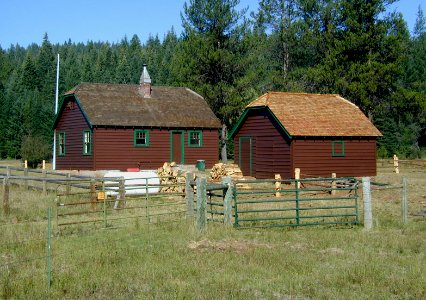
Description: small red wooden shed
230,92,382,179
53,66,221,171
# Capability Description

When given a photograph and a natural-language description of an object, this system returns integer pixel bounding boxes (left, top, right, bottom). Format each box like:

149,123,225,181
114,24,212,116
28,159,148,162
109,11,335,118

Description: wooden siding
93,128,219,171
56,99,93,170
239,137,252,176
291,139,377,177
184,130,219,168
234,109,292,179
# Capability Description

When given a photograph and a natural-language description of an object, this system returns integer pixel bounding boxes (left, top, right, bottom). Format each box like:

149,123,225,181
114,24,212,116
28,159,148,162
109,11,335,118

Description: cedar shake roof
246,92,382,137
62,83,221,128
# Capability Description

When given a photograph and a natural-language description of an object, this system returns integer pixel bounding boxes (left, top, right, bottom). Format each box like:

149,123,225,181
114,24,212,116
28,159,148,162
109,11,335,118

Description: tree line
0,0,425,162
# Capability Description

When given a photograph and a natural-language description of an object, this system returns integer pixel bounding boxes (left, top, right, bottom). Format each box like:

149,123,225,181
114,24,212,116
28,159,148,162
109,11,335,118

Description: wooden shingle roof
62,83,221,128
246,92,382,137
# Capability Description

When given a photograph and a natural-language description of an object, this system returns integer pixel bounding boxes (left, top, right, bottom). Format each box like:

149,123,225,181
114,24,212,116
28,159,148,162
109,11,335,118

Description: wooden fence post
393,154,399,174
185,172,194,216
3,177,10,216
42,160,46,170
24,165,29,190
362,177,373,230
331,173,337,196
196,177,207,233
222,176,233,225
24,160,28,169
275,174,281,198
402,177,408,224
42,169,47,195
294,168,300,189
119,178,126,208
66,173,71,195
6,166,11,177
90,179,97,210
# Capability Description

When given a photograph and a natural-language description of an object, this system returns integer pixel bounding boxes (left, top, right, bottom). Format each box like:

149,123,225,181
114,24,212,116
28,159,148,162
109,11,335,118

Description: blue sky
0,0,423,49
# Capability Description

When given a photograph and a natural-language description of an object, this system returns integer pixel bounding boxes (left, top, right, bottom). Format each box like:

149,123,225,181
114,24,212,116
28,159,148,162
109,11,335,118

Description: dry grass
0,160,425,299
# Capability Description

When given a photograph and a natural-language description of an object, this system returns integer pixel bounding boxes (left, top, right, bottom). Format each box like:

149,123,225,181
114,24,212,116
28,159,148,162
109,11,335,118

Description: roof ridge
79,82,139,87
185,87,204,99
335,95,358,108
269,91,336,96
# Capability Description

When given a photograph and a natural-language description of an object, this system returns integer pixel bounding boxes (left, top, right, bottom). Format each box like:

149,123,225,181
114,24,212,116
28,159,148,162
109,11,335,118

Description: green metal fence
233,177,359,228
55,176,187,232
206,186,227,223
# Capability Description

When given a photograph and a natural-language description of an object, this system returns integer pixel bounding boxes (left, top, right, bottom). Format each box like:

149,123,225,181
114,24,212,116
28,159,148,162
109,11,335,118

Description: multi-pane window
58,132,66,156
332,141,345,157
188,131,202,147
83,130,92,155
134,130,149,147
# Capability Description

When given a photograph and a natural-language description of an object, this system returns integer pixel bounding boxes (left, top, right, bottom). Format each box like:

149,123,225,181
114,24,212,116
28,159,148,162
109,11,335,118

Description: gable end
53,94,92,130
229,106,292,140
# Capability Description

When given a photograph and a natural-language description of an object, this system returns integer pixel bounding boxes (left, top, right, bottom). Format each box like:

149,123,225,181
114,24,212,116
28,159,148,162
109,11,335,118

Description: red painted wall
291,138,377,177
93,127,219,171
56,99,93,170
233,109,292,179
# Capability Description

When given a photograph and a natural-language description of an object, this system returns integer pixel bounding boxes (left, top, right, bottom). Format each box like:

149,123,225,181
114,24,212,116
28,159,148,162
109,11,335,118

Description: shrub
20,135,51,168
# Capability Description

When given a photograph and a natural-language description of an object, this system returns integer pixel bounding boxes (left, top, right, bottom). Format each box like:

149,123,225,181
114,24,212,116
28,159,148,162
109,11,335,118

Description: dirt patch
188,239,273,253
319,247,344,255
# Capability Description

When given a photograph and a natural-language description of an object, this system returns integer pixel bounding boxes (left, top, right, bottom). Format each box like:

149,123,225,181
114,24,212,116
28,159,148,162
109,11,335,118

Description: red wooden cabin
53,66,221,171
230,92,382,179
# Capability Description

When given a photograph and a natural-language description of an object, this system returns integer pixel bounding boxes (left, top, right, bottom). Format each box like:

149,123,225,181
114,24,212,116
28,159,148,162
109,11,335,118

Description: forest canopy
0,0,425,161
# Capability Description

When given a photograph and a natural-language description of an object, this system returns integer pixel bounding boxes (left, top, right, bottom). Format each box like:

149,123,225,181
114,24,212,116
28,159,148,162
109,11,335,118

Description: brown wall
93,127,219,171
56,98,93,170
292,138,377,177
233,109,292,179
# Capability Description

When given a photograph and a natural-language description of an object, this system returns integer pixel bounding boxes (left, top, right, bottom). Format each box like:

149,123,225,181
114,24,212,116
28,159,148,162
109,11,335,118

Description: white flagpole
53,53,59,170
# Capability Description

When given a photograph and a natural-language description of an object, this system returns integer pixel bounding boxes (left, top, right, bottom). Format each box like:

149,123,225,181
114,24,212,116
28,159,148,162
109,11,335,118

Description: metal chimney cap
140,64,151,84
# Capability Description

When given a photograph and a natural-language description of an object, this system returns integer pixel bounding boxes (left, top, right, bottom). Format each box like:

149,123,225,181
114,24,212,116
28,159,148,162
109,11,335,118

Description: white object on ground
104,170,160,196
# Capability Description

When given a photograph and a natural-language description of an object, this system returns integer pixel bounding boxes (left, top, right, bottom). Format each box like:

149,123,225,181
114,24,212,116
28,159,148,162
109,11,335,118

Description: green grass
1,163,426,299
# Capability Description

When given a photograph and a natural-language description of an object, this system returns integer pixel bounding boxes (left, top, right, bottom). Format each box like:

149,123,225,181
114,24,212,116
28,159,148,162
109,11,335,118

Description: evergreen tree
62,42,82,89
0,80,6,157
36,33,55,100
129,35,143,83
253,0,299,84
407,6,426,93
21,54,38,91
158,28,179,85
115,51,132,84
180,0,249,161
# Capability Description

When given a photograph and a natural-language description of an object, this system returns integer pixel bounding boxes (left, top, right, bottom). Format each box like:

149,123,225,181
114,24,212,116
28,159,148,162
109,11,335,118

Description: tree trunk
221,123,228,164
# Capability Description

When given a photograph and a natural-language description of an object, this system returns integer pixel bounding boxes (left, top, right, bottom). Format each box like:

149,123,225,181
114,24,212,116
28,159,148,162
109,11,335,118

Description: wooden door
171,132,184,164
239,137,252,176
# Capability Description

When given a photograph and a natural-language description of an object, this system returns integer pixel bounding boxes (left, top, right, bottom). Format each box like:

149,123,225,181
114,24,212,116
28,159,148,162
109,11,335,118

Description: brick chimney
139,64,151,98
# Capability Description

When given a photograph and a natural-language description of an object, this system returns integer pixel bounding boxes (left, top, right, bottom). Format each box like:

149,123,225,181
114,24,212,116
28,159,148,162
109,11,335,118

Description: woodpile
157,162,186,193
210,163,243,181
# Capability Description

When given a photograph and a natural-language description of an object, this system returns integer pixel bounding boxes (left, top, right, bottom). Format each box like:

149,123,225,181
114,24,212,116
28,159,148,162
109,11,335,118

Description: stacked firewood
157,162,186,193
210,163,243,181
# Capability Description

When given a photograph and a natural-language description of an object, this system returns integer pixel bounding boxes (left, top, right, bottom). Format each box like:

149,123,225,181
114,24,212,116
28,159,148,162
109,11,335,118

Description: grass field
1,161,425,299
